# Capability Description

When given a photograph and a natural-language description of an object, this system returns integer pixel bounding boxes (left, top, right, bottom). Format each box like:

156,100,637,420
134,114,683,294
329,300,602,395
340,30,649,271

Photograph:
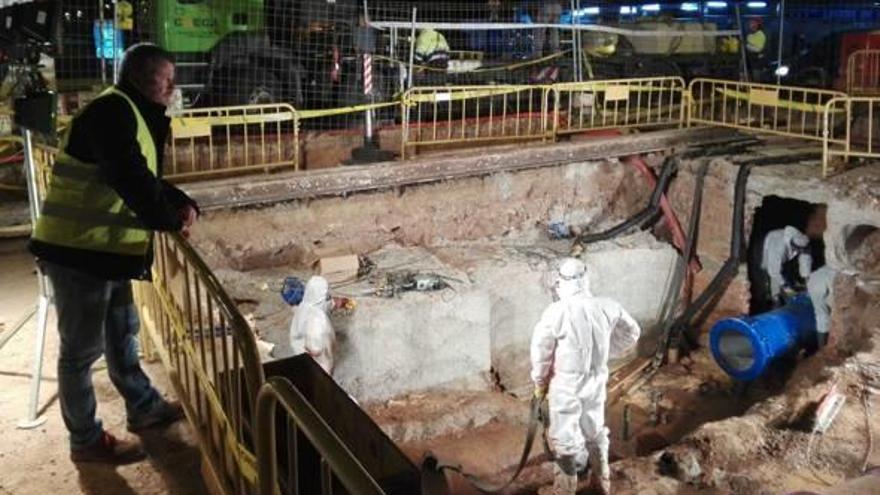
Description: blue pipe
709,294,817,381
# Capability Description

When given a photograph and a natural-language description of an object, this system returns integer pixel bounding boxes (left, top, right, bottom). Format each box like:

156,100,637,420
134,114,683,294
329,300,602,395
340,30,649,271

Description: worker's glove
781,285,799,300
533,384,547,401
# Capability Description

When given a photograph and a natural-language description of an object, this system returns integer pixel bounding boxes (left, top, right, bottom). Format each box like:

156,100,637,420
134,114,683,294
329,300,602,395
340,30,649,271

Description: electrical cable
575,155,679,245
668,163,751,351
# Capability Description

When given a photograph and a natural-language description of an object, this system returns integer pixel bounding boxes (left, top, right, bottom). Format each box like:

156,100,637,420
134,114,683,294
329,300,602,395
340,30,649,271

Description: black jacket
29,81,198,280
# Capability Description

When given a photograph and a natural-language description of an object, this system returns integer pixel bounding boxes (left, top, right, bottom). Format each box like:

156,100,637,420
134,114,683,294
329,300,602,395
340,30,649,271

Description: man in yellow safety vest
415,28,450,68
29,43,198,465
746,18,767,80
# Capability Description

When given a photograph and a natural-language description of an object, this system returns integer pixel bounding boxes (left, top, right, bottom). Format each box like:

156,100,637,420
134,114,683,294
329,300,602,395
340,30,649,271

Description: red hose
622,154,702,302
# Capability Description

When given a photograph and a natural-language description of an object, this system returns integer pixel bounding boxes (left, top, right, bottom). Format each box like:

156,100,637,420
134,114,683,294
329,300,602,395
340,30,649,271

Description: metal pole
776,0,785,85
575,0,582,82
735,2,749,82
112,0,120,83
98,0,106,85
570,0,577,82
17,128,50,430
407,7,417,90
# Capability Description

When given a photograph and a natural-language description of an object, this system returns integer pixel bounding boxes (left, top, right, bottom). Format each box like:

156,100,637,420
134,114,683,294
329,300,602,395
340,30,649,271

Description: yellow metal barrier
847,49,880,96
255,377,385,495
822,96,880,177
134,232,265,494
552,76,687,136
400,85,554,159
688,78,846,141
168,104,299,181
32,142,57,197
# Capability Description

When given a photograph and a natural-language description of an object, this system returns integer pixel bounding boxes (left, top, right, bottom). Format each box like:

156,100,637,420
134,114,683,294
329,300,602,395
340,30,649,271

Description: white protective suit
289,276,336,374
761,226,812,301
807,266,835,345
530,258,641,494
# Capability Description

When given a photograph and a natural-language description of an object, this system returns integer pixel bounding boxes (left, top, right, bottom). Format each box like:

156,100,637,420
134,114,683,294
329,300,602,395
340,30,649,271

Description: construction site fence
167,103,300,182
687,78,847,143
551,77,687,137
822,96,880,177
35,78,873,185
847,49,880,97
399,84,554,159
133,231,266,494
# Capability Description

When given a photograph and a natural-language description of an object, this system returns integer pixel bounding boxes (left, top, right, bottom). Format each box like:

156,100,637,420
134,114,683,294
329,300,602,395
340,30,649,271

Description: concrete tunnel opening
177,133,880,493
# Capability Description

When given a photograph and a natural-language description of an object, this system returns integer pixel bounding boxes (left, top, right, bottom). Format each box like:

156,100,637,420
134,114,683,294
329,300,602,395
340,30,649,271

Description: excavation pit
183,135,880,493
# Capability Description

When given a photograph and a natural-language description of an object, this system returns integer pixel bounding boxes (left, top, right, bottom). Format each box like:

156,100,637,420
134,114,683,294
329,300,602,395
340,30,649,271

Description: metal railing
32,142,57,197
847,49,880,96
400,85,554,159
134,232,265,494
167,103,299,181
255,377,385,495
552,77,687,136
822,96,880,177
688,78,847,141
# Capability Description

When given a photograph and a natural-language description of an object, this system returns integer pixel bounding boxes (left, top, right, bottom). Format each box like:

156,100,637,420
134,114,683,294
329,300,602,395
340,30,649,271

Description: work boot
127,399,185,432
70,431,146,465
554,455,578,495
587,445,611,495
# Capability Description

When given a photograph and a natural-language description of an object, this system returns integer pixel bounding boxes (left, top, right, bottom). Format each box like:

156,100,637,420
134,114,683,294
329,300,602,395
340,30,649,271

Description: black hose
576,156,679,245
669,163,752,350
653,159,710,367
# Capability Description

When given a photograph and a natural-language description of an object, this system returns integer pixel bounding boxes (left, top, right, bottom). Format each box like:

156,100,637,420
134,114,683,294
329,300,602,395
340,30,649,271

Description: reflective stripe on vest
32,87,159,257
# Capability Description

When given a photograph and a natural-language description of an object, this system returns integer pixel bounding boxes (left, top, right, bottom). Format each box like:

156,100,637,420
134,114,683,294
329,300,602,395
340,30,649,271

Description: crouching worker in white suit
289,276,337,374
531,258,641,495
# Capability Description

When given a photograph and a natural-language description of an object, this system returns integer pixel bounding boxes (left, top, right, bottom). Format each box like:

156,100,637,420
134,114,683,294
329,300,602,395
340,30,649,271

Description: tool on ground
370,270,454,297
813,384,846,434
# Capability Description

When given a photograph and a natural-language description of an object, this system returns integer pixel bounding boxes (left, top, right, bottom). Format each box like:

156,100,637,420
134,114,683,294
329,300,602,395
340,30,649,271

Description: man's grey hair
119,43,175,87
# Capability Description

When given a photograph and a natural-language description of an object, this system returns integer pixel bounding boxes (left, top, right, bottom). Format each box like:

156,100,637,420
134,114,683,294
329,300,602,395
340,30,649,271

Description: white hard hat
558,257,586,280
555,258,590,299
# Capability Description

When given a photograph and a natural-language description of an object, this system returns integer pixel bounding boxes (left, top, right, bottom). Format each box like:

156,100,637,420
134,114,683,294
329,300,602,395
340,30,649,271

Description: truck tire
212,68,280,106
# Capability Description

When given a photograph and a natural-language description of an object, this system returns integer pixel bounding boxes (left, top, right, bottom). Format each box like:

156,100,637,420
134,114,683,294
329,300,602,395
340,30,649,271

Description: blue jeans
42,260,161,449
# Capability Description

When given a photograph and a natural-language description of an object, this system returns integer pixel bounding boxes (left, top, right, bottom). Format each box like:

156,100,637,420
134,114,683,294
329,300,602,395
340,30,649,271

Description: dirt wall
192,159,651,272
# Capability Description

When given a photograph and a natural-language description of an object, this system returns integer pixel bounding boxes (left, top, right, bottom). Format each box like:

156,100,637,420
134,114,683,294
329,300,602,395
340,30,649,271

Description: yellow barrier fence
822,96,880,177
32,142,57,197
255,377,387,495
400,85,554,159
688,78,846,141
552,76,687,136
168,103,299,181
847,49,880,96
134,232,265,494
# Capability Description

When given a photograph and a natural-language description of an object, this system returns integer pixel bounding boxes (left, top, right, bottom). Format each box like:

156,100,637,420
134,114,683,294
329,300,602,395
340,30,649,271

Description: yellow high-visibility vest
32,87,157,257
747,30,766,54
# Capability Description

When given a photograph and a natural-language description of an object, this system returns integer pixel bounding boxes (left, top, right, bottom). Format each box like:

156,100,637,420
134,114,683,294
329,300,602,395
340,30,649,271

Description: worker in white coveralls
807,265,835,349
531,258,641,495
289,276,337,374
760,226,812,309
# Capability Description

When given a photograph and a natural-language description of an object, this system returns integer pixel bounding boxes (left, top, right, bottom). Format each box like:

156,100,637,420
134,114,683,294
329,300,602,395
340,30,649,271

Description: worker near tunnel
531,258,641,495
29,43,198,464
758,226,812,311
807,265,835,349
